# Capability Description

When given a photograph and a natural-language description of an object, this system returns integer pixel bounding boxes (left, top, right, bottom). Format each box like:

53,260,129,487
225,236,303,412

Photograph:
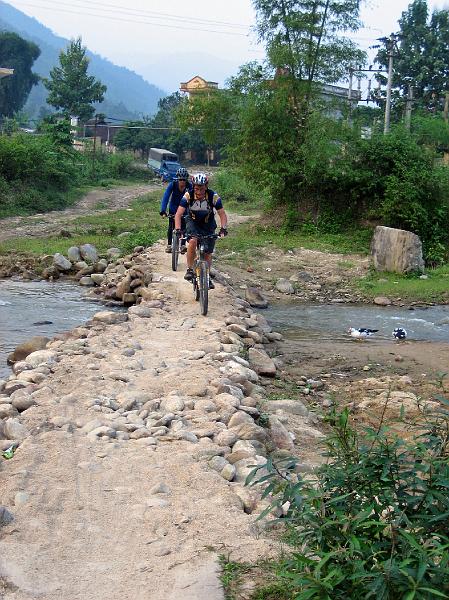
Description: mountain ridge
0,0,166,120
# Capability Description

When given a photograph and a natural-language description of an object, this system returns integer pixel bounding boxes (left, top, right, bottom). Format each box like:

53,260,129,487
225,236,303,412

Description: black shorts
185,217,217,254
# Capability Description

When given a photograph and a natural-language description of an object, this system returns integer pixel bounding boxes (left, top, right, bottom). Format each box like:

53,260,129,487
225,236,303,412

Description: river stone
265,399,309,417
275,278,295,294
231,422,268,443
53,253,72,271
7,336,50,364
4,418,29,441
116,275,131,300
93,311,128,324
74,261,88,271
245,287,268,309
107,247,121,259
214,429,238,447
248,348,276,377
79,276,95,287
221,463,236,481
11,394,36,412
269,415,294,450
67,246,81,262
25,350,57,369
122,293,137,305
91,273,105,285
79,244,98,264
0,404,18,418
374,296,392,306
371,226,425,273
228,411,254,428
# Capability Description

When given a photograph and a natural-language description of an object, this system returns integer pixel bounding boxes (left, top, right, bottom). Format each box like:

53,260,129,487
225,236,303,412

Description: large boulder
245,287,269,309
53,253,72,271
79,244,98,264
7,336,50,364
371,226,424,273
92,311,128,325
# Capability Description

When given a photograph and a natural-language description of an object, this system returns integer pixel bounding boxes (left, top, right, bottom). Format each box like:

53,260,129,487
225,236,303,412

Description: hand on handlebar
159,211,167,217
219,227,228,238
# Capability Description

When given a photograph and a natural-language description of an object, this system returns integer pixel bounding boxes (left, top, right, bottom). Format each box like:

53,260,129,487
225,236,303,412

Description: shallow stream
0,279,106,378
265,303,449,343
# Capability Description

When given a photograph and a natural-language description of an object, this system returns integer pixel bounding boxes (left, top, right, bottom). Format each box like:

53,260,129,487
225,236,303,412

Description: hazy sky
4,0,449,92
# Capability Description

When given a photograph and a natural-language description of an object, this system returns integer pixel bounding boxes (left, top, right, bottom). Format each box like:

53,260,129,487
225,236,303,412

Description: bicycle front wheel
199,261,209,316
171,230,179,271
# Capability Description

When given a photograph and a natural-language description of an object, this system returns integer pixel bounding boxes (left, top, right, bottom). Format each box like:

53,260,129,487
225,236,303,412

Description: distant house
180,76,219,98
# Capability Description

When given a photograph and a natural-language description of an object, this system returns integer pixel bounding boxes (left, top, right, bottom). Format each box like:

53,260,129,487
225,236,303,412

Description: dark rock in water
32,321,53,326
7,336,50,364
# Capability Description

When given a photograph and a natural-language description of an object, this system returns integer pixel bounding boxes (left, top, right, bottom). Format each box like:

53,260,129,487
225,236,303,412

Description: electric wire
7,0,251,36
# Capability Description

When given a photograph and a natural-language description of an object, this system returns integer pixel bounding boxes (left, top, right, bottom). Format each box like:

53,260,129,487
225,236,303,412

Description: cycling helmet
192,172,208,185
176,167,189,180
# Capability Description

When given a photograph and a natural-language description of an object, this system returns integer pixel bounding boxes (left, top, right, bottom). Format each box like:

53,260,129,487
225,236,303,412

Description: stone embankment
0,240,322,600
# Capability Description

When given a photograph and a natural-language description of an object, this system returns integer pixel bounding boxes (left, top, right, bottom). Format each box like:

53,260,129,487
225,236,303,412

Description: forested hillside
0,0,166,121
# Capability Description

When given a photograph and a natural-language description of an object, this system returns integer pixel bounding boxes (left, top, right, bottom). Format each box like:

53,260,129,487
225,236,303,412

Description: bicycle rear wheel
199,261,209,316
171,230,179,271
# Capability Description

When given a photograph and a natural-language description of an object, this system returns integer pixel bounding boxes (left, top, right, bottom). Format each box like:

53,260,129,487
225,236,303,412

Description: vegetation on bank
0,125,151,218
223,406,449,600
0,191,165,257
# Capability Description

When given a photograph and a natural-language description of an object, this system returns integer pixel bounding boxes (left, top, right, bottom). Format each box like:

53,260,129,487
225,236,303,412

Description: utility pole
405,85,413,130
347,67,354,125
443,92,449,124
384,33,395,135
92,114,98,176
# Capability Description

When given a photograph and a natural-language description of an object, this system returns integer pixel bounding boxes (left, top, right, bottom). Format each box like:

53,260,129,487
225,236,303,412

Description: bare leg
187,239,197,269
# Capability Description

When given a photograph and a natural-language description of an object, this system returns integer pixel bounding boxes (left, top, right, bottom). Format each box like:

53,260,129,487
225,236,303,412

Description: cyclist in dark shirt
174,172,228,289
159,167,191,253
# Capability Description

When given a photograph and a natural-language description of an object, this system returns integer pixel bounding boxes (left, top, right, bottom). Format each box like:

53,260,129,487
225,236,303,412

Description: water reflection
0,279,107,378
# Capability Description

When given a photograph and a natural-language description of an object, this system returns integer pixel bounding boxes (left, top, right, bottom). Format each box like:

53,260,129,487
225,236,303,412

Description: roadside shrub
248,405,449,599
213,167,265,207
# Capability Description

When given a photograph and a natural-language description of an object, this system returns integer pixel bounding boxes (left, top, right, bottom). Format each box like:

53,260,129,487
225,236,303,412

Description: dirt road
0,183,160,243
0,242,282,600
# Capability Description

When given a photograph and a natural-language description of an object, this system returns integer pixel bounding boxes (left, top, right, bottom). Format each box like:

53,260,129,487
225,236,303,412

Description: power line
9,0,250,36
50,0,250,29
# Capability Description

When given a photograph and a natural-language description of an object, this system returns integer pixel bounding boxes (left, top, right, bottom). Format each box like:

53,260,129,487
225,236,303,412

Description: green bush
249,406,449,599
212,167,265,208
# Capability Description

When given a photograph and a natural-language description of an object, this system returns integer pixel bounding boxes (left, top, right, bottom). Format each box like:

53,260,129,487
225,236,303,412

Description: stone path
0,241,289,600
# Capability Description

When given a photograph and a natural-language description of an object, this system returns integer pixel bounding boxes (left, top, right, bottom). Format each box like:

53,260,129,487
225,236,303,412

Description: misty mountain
0,0,166,121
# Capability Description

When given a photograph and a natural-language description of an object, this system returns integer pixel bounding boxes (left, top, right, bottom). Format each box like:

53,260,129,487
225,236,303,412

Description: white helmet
192,172,208,185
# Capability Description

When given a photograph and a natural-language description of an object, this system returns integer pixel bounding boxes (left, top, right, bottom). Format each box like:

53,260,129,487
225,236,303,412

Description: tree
44,37,106,121
0,32,40,118
375,0,449,113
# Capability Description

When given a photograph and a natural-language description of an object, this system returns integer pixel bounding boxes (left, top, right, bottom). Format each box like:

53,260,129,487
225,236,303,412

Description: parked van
147,147,182,182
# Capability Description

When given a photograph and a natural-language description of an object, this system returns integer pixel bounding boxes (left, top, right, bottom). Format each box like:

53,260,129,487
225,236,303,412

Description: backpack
187,189,217,222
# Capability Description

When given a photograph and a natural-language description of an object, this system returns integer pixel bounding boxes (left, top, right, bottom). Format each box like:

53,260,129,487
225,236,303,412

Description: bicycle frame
190,234,218,316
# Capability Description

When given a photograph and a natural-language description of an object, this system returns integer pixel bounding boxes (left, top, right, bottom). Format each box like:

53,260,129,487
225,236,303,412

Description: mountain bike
191,234,218,316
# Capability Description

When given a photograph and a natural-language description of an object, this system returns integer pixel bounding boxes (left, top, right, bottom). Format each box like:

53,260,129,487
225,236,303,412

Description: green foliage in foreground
0,129,150,218
247,405,449,600
358,265,449,303
211,168,265,214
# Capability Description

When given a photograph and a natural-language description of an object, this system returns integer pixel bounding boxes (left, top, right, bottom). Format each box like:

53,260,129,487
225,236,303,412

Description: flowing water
265,303,449,343
0,279,109,378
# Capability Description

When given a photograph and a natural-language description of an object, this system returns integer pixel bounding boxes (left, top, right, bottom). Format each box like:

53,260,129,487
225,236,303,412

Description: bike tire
171,230,179,271
199,261,209,316
193,263,200,301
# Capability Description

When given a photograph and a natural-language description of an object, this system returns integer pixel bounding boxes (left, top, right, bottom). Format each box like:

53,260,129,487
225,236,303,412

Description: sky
3,0,449,92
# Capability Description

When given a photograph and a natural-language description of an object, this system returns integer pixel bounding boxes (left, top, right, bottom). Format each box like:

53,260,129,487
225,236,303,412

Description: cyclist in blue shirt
159,167,191,253
174,172,228,289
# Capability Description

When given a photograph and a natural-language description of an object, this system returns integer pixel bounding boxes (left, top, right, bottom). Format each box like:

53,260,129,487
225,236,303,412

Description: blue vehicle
147,147,182,182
